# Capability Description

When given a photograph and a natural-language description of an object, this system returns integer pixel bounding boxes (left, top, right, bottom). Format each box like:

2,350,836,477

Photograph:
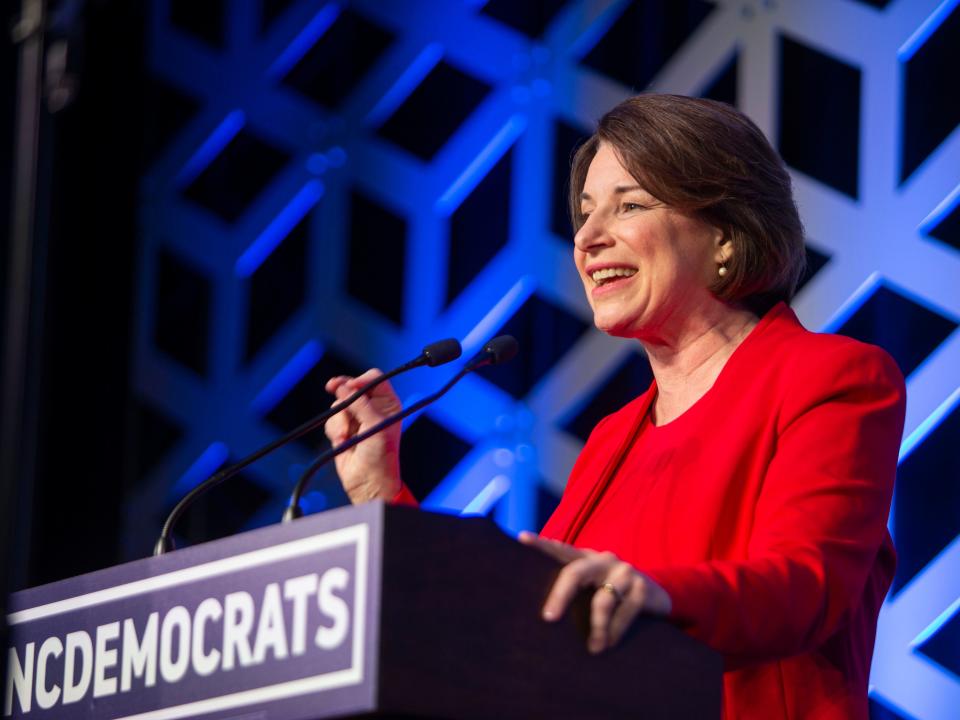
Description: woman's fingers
518,532,584,563
541,553,611,620
520,537,670,654
606,587,644,649
320,368,405,504
591,562,641,652
323,370,402,438
323,398,353,445
325,375,352,395
326,370,381,400
588,581,623,653
592,569,671,652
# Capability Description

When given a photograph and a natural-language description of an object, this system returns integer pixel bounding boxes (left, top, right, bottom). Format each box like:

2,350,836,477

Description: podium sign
6,503,385,720
6,503,722,719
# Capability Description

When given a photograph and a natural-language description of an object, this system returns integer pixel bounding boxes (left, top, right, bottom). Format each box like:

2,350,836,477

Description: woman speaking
323,95,905,719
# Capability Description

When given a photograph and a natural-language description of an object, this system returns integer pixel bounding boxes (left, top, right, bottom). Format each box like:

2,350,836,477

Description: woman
324,95,905,719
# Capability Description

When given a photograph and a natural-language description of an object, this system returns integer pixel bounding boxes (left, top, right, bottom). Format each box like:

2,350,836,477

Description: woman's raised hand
518,532,672,654
324,369,403,504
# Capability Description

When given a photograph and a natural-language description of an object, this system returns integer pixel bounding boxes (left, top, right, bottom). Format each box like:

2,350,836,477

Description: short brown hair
569,94,806,315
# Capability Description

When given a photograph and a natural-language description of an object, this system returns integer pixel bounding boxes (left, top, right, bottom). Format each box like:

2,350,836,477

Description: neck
639,301,760,425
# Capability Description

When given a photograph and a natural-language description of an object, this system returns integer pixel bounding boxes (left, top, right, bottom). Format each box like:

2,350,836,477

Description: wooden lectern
5,502,721,719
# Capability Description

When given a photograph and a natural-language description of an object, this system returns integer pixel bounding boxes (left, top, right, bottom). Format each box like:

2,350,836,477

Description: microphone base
282,504,303,523
153,535,176,556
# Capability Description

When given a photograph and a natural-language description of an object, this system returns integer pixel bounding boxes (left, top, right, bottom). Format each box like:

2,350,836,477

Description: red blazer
541,303,905,719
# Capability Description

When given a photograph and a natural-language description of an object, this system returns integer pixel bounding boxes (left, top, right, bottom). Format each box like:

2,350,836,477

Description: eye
621,202,645,212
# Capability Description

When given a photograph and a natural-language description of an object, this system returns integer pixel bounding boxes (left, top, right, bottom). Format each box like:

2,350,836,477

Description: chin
593,315,639,339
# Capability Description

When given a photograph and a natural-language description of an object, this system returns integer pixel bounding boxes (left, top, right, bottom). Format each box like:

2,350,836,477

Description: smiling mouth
590,267,637,286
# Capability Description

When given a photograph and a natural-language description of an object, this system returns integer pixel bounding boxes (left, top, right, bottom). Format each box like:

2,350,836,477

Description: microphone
153,338,462,555
283,335,519,521
465,334,518,369
418,338,463,367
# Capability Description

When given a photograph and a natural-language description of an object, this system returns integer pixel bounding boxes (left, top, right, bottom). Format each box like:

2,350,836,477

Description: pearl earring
718,263,728,277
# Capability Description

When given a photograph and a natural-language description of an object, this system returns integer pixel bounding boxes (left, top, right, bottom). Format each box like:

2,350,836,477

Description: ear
713,228,732,265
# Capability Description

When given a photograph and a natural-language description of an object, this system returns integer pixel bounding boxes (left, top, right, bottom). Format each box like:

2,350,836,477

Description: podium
5,502,721,719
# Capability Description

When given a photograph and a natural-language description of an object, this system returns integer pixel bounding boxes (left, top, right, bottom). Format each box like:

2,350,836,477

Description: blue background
13,1,960,718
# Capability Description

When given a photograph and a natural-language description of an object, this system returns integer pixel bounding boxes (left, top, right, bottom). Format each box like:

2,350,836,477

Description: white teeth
590,267,637,284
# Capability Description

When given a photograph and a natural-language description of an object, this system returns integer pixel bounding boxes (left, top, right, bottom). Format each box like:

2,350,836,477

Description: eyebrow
580,184,645,201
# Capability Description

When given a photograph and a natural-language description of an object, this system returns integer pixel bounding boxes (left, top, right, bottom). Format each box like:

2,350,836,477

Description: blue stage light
235,180,323,278
252,340,324,415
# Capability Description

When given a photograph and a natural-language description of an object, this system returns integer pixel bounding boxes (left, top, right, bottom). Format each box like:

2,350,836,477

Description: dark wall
16,0,144,588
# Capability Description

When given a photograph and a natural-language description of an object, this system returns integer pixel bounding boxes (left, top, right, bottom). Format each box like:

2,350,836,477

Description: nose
573,212,613,253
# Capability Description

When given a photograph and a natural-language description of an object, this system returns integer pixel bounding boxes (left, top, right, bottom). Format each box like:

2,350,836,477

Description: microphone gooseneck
153,338,462,556
283,335,519,521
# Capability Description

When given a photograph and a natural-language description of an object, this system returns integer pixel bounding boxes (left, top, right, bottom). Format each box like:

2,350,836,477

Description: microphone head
422,338,462,366
482,335,519,365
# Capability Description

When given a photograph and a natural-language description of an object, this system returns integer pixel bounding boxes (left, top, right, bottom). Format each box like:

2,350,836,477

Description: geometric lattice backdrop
130,2,960,718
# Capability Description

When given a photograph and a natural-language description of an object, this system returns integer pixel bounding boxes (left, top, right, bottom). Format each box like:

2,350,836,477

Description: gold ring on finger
600,582,625,603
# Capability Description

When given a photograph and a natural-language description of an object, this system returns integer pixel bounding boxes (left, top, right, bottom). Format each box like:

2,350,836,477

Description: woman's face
573,143,725,340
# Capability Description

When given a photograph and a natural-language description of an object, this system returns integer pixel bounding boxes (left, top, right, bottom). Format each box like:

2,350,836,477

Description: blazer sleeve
643,341,906,662
391,482,419,507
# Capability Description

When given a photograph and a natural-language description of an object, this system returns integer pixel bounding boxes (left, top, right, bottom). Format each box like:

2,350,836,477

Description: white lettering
93,621,120,698
315,567,350,650
192,598,222,676
63,631,92,705
35,637,63,710
159,606,190,683
222,591,254,670
252,583,288,664
121,613,158,691
6,550,362,709
283,573,318,656
4,643,35,715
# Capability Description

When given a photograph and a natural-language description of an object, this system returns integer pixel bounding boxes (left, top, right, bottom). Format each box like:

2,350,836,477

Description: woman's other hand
518,532,672,654
324,369,402,504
